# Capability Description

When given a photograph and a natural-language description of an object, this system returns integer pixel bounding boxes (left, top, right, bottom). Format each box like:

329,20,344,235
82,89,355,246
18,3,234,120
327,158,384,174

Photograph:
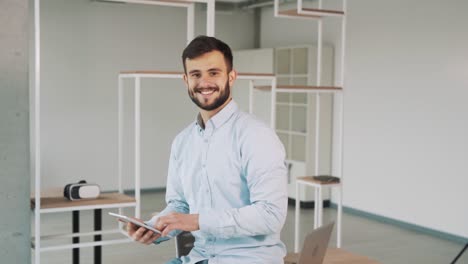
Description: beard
188,79,231,111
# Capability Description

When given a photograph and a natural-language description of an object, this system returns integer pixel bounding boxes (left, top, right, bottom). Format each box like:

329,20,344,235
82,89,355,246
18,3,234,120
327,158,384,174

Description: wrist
193,214,200,230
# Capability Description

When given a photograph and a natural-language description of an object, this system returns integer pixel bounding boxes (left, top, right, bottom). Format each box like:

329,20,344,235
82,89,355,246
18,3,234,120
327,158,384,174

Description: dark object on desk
451,242,468,264
313,175,340,184
64,180,101,201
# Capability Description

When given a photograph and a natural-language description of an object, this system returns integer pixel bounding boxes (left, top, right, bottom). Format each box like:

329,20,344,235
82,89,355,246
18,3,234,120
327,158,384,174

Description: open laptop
286,222,334,264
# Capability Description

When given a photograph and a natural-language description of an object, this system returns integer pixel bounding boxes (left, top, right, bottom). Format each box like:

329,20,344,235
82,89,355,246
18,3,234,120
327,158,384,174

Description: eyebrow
188,68,223,75
188,70,201,75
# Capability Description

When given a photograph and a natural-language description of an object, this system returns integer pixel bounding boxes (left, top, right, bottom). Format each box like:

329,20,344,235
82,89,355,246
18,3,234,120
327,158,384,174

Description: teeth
200,89,215,95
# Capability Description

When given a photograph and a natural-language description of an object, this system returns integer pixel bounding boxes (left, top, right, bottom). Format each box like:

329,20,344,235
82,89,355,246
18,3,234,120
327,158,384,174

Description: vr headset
64,180,100,201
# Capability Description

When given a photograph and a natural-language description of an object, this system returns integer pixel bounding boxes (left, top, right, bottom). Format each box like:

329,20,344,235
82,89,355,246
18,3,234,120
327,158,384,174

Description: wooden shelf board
114,0,194,5
31,192,136,210
120,70,183,75
237,72,275,77
278,8,344,19
152,0,193,4
296,176,340,185
302,8,345,15
278,9,322,19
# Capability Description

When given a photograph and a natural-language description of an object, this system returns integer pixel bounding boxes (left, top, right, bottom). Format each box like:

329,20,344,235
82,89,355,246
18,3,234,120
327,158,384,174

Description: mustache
193,86,219,93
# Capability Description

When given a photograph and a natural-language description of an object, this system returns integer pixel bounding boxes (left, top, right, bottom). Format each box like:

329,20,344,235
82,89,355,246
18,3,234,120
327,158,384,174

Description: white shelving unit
30,0,216,263
234,45,336,204
274,44,335,204
271,0,347,251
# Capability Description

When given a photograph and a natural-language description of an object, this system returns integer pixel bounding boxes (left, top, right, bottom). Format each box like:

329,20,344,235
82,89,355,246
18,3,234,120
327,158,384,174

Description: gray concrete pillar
0,0,31,263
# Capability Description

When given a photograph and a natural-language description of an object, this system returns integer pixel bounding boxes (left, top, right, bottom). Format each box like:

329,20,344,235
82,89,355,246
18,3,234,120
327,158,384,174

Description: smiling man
126,36,288,264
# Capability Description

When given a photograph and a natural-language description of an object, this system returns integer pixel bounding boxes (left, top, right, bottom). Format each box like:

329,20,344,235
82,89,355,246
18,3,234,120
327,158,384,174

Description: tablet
108,212,162,234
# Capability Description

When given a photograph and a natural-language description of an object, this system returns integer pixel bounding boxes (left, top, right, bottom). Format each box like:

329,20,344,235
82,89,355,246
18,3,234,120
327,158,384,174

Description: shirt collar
196,113,205,130
195,99,238,131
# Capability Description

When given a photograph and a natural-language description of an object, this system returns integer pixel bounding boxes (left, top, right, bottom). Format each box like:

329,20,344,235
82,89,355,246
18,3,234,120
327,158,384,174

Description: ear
228,69,237,87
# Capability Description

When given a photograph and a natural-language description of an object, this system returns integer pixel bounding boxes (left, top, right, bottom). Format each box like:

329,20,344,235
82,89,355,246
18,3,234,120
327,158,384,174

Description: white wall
260,0,468,239
36,0,468,239
232,48,274,124
343,0,468,238
37,0,255,191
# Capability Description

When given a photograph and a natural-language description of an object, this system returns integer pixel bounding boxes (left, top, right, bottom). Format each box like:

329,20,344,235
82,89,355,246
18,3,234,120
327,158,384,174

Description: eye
191,73,201,78
209,72,219,77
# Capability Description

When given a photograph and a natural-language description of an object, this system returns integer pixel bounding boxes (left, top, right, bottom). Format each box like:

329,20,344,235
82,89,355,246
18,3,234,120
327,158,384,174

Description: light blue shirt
148,100,288,264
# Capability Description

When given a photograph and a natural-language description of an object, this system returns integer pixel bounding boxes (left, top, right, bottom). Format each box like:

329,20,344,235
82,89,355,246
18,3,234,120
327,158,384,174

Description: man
127,36,288,264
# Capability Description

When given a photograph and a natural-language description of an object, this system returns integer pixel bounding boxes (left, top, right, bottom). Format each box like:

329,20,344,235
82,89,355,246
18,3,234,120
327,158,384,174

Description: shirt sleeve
198,124,288,239
146,140,190,238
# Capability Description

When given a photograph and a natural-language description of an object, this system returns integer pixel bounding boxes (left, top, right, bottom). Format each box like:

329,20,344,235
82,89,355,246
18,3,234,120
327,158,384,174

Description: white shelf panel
31,192,137,213
35,229,124,241
33,238,132,252
276,129,307,136
276,102,308,107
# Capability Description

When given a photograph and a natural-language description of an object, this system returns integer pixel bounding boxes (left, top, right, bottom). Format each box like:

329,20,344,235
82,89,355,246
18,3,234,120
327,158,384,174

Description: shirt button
211,255,215,258
202,164,206,168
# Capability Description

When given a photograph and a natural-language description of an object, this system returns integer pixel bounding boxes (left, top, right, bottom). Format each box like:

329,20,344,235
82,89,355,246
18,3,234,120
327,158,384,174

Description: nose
197,76,215,88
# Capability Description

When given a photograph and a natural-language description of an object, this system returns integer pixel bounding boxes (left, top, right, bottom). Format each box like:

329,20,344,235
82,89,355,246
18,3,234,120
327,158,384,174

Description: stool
294,176,342,252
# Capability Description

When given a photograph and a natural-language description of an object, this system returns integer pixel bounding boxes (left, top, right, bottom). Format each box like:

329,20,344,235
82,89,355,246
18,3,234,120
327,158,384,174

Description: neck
199,97,232,125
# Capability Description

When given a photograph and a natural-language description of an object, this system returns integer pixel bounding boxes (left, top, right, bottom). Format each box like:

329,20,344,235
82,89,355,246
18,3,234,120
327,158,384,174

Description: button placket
201,134,211,204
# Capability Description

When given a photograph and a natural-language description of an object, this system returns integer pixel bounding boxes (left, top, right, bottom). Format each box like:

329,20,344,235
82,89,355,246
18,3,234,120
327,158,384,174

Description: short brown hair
182,35,233,73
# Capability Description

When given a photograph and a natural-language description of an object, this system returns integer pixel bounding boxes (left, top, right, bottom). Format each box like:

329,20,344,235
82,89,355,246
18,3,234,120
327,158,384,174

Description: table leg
314,187,319,229
94,209,102,264
337,186,342,248
318,186,323,227
294,181,300,252
72,210,79,264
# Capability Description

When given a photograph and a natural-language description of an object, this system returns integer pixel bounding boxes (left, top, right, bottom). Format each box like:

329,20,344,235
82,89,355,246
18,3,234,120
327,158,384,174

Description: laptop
286,222,334,264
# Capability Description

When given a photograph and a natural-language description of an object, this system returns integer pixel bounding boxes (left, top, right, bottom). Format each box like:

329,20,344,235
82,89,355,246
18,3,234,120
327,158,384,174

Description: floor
33,191,467,264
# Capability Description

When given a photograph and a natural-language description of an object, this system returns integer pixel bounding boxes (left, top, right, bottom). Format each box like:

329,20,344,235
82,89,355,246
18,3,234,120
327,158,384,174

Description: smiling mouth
197,88,217,95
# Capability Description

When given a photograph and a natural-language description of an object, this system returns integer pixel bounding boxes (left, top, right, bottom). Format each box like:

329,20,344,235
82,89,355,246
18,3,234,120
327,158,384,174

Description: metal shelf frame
29,0,215,262
270,0,347,251
100,0,216,42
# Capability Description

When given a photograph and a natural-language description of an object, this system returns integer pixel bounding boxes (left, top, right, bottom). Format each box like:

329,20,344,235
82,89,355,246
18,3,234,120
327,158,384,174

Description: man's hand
155,212,200,237
125,218,161,245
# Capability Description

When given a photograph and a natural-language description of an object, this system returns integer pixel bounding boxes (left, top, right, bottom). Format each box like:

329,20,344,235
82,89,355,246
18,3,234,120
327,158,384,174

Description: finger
144,233,161,245
161,224,178,237
155,216,170,231
127,222,137,236
133,226,148,241
139,230,154,244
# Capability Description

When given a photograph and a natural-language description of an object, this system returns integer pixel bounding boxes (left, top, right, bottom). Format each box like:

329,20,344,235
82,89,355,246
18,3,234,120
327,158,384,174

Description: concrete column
0,0,31,263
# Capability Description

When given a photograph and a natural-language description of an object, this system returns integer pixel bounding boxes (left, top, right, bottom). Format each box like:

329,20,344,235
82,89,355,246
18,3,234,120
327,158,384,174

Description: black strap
451,243,468,264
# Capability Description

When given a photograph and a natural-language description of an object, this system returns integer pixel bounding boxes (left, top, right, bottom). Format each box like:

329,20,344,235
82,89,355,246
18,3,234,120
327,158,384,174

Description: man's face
184,50,236,111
